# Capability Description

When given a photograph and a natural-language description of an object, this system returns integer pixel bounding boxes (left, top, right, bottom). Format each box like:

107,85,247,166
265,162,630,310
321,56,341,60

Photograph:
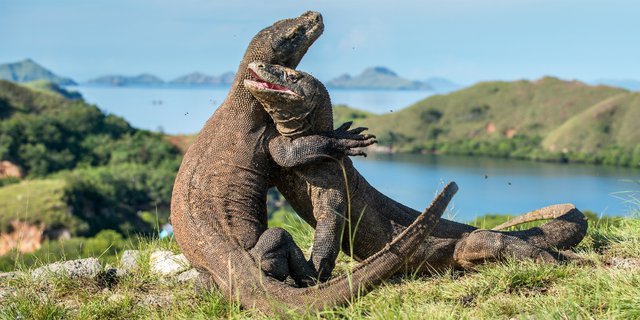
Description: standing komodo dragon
246,64,589,271
171,12,457,314
245,61,377,281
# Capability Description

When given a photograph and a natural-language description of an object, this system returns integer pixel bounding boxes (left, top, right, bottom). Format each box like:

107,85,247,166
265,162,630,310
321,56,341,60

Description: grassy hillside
0,180,80,233
21,80,82,100
1,211,639,319
0,79,182,237
337,77,640,167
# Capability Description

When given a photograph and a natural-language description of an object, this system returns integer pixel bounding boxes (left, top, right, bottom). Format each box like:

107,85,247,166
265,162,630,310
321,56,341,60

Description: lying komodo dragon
171,11,457,314
244,61,377,281
247,64,590,271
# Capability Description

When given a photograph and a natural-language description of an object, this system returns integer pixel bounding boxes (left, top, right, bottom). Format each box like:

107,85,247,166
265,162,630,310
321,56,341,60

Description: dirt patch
0,220,45,255
485,122,496,134
0,161,22,179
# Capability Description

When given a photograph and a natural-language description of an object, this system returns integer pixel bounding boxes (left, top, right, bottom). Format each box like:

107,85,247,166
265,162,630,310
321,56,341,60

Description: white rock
120,250,141,272
608,257,640,270
31,258,102,279
177,268,200,283
150,251,191,276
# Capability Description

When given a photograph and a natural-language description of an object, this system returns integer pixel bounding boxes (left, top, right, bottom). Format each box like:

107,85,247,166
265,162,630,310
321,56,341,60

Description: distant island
0,59,77,86
328,66,432,90
86,74,165,86
85,72,236,87
169,72,235,86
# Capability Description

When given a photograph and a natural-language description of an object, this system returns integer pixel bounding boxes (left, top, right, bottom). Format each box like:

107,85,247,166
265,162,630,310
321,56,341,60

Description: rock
108,293,126,304
31,258,102,280
177,268,200,283
608,257,640,270
120,250,141,272
0,271,19,281
150,251,191,276
0,287,16,301
140,293,173,308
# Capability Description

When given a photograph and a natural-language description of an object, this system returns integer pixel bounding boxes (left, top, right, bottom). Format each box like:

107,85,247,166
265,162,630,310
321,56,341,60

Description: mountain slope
338,77,639,167
0,59,76,86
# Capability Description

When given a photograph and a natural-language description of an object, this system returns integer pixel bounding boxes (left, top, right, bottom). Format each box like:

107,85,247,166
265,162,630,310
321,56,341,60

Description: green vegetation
0,59,76,86
336,77,640,167
0,79,182,237
0,179,80,233
0,230,131,272
21,80,83,100
332,104,375,127
1,208,639,319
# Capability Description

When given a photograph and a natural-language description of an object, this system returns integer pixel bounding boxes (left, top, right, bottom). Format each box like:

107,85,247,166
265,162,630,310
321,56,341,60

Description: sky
1,0,639,85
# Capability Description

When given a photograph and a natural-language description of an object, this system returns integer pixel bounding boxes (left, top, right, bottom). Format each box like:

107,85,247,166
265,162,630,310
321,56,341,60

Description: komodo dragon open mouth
244,66,298,96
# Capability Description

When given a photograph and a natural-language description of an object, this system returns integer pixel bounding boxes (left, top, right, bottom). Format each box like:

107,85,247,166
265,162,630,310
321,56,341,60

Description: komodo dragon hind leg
194,227,318,293
249,227,318,287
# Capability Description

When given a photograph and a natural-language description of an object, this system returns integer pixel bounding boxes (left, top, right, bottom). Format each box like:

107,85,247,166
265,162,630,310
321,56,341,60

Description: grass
0,179,81,233
1,211,639,319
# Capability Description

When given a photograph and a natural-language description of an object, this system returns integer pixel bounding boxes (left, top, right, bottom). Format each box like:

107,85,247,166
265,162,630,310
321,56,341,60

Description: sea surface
353,154,639,221
74,85,639,220
75,85,431,134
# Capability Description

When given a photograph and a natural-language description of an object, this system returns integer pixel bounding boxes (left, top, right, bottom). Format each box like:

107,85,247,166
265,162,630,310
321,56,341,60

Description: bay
353,154,639,221
73,85,639,220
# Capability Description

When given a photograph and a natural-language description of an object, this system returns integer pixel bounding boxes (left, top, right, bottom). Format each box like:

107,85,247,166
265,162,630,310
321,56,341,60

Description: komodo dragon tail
491,203,588,250
194,182,458,315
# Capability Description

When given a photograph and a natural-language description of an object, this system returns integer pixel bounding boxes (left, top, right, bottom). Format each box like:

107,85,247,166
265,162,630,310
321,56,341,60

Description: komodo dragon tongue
195,182,458,315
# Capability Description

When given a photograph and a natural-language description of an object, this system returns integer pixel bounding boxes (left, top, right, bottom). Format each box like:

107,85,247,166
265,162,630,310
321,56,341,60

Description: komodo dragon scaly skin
170,12,456,314
244,62,378,282
259,69,589,271
491,203,580,231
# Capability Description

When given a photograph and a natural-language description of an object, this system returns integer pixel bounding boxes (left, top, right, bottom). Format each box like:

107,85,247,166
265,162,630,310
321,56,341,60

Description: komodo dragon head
241,11,324,74
244,62,331,138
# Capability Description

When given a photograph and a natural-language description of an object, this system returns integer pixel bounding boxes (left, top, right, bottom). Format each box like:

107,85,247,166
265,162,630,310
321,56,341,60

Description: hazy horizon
1,0,639,85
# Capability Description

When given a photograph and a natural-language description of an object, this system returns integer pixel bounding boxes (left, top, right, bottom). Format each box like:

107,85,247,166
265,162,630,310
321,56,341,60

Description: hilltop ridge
0,59,76,86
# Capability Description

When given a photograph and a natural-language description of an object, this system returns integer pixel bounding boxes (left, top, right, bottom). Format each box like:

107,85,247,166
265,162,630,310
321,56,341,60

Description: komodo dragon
244,61,378,281
249,65,589,271
170,12,457,314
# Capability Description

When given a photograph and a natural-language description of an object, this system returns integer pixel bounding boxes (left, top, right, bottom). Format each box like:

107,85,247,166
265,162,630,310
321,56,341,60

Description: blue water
75,85,431,134
73,85,640,220
353,154,639,221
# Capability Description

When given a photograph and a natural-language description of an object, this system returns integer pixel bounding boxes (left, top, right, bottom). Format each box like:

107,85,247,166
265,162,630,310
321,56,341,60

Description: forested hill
0,79,182,237
335,77,640,167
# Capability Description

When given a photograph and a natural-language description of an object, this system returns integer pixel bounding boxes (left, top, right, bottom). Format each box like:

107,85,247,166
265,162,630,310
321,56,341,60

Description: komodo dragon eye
285,27,301,40
285,72,301,83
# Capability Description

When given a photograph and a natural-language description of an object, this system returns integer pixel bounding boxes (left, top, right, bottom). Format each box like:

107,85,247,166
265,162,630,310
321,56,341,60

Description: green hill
21,80,82,100
0,79,182,236
0,59,76,86
336,77,640,167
